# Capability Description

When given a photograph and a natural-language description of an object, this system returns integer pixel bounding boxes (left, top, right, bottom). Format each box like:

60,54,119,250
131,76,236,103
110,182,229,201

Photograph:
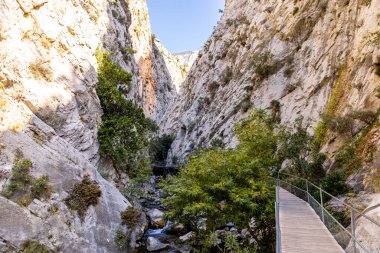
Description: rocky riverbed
135,176,192,253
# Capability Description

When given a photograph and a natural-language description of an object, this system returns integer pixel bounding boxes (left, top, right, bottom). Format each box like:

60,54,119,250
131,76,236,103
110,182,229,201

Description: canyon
0,0,379,252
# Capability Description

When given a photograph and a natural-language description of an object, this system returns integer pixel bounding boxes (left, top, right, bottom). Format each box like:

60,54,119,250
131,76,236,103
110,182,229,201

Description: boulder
178,244,192,253
179,232,196,242
147,209,166,228
146,237,169,252
166,223,187,235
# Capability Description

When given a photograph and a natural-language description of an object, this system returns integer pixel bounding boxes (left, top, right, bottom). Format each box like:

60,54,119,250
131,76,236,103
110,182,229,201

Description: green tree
96,49,157,175
160,110,278,252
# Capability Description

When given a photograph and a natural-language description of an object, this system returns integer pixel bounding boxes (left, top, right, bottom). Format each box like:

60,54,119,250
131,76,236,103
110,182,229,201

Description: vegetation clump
250,52,279,83
161,111,282,251
96,49,157,176
22,240,49,253
1,158,52,207
120,206,141,228
65,175,101,221
114,230,130,250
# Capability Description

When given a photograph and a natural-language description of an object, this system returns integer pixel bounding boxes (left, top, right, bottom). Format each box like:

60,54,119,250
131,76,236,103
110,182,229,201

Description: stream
136,168,191,253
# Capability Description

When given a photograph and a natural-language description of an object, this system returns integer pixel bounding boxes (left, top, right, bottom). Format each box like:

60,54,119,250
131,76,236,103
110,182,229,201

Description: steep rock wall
161,0,380,166
0,0,183,251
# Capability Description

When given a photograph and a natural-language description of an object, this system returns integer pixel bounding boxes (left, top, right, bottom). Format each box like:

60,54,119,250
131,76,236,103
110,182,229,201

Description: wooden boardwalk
278,188,345,253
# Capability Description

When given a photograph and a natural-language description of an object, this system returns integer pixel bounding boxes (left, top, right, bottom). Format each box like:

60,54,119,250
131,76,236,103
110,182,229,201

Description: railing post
351,209,357,253
305,179,310,204
320,187,325,223
276,179,281,253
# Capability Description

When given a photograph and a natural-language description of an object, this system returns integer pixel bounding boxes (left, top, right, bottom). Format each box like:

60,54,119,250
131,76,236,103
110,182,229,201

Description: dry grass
29,61,53,81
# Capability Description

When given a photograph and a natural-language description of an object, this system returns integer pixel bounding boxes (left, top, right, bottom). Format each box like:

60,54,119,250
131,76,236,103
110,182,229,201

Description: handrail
278,172,380,227
276,172,380,253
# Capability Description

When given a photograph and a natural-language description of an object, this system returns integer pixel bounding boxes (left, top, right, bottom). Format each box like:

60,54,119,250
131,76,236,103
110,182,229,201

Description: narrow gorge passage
0,0,380,252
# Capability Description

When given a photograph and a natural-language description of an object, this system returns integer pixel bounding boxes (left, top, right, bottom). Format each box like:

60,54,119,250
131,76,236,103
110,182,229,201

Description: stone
166,223,187,235
147,209,166,228
178,244,192,253
146,237,169,252
179,232,196,242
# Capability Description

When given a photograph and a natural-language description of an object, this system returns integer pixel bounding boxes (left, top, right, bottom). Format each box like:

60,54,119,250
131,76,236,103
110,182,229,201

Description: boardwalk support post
320,187,325,223
351,209,357,253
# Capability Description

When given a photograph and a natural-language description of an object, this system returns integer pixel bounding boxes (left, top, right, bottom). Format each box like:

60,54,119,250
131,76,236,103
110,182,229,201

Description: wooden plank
279,188,345,253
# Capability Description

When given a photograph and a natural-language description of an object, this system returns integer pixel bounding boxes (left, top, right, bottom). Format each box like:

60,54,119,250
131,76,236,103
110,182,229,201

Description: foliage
226,19,234,26
207,231,256,253
284,67,294,78
325,207,350,227
120,206,141,228
277,118,326,180
349,110,377,124
234,97,251,113
1,159,52,207
22,240,49,253
210,138,225,148
31,176,51,199
321,110,376,136
270,100,281,122
114,230,130,250
223,67,233,85
320,172,350,199
149,134,175,165
65,175,101,221
333,145,362,175
321,114,354,135
314,121,327,147
160,110,278,252
250,52,279,83
96,49,157,174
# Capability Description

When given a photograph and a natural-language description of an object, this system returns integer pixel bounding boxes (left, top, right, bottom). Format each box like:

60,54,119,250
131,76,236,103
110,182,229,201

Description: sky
146,0,225,53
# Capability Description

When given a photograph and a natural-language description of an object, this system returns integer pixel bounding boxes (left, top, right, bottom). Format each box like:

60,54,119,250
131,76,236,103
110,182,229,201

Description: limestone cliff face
161,0,380,168
0,0,182,251
160,0,380,248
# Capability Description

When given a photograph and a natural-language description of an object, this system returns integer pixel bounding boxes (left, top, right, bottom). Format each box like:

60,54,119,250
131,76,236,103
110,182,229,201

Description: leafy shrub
208,81,219,97
223,67,233,85
285,81,301,94
325,206,350,227
320,172,349,199
31,176,51,199
250,52,279,82
321,114,354,135
120,206,141,228
22,240,49,253
96,49,157,173
1,159,51,206
333,145,362,174
160,110,278,251
114,230,130,250
226,19,234,26
235,97,251,113
349,110,377,124
149,134,175,165
321,110,376,136
65,175,101,221
210,138,225,148
284,67,294,78
271,100,281,122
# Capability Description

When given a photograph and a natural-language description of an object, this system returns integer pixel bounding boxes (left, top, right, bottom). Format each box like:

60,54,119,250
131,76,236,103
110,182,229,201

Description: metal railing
275,172,380,253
